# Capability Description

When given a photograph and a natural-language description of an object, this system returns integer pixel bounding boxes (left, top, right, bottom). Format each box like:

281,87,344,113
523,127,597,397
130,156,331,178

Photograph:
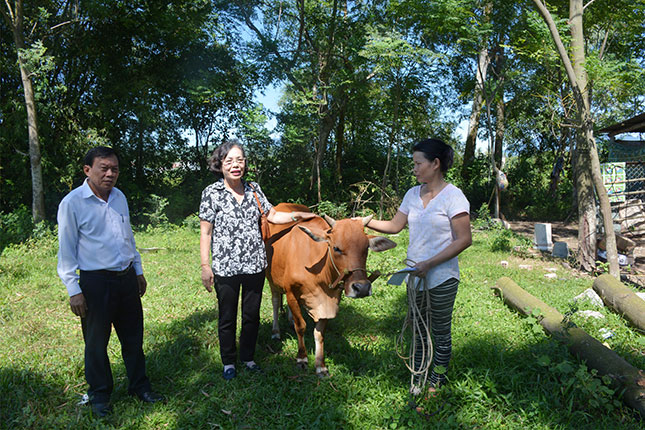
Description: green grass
1,225,643,429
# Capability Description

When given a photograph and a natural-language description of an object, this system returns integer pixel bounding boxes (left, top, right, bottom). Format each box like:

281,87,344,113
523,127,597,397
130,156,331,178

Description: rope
394,259,434,395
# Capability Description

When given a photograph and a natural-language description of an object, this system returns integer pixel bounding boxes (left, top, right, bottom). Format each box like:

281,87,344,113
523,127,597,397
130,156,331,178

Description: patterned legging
411,277,459,387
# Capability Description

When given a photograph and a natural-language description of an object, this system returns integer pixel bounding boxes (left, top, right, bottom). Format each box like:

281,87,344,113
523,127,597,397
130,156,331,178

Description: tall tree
531,0,618,276
462,0,493,181
2,0,47,222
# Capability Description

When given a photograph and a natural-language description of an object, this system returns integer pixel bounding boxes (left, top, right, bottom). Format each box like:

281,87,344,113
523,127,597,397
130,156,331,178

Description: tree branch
530,0,583,107
583,0,598,11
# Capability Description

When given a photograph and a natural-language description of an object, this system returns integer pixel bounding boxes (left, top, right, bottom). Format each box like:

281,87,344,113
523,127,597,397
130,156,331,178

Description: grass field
1,224,643,429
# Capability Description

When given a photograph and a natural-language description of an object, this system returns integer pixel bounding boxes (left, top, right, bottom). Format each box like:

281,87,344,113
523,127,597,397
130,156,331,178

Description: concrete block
552,241,569,258
534,223,553,252
573,288,604,307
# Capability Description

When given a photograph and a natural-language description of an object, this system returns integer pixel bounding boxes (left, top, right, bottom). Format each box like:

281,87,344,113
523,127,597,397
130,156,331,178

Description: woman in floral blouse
199,139,314,380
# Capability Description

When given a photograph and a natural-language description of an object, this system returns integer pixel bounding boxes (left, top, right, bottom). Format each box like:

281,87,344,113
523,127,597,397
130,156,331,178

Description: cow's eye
333,246,342,254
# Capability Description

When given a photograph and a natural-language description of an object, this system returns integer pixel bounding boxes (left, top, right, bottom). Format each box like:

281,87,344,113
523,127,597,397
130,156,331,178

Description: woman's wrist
200,263,210,269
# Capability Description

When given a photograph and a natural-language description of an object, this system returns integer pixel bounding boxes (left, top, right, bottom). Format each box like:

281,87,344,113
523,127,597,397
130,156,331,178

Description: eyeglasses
223,157,246,167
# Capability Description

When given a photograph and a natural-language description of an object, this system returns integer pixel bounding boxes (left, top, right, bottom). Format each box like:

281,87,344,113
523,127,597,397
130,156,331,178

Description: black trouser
214,271,265,365
79,268,150,403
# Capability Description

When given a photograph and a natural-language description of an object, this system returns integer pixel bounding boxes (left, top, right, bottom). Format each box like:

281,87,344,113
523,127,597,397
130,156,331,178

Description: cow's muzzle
347,281,372,298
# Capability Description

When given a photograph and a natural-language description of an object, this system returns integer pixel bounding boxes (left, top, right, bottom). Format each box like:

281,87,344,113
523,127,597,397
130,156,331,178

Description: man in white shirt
57,146,162,417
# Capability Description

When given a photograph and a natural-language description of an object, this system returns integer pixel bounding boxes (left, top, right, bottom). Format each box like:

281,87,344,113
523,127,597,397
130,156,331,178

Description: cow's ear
368,236,397,252
299,225,328,243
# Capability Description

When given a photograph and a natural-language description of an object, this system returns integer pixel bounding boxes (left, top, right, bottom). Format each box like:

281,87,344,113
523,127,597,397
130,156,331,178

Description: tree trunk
461,0,491,182
311,107,335,203
573,143,597,272
4,1,46,223
532,0,619,277
494,97,504,168
493,89,505,219
593,274,645,331
493,277,645,416
548,127,569,198
380,84,400,218
568,0,618,277
335,104,344,185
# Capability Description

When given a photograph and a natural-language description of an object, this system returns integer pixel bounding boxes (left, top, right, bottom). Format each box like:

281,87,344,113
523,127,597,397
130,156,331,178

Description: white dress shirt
57,179,143,296
399,183,470,289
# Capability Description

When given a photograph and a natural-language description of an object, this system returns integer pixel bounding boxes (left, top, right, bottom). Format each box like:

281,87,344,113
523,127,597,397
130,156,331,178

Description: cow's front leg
271,288,282,340
285,292,308,370
314,319,329,377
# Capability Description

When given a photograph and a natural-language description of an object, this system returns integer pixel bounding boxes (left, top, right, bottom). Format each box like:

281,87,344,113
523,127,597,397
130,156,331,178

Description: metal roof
597,113,645,136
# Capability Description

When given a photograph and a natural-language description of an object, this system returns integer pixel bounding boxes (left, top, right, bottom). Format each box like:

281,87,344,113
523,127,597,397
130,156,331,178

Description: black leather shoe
222,367,236,380
137,391,164,403
90,401,112,417
244,363,263,373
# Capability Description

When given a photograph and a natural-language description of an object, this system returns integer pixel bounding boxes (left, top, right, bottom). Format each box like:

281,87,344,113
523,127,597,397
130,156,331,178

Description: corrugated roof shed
598,113,645,136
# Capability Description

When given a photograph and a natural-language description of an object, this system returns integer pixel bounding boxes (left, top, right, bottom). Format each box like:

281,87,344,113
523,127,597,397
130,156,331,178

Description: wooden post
593,274,645,331
493,277,645,416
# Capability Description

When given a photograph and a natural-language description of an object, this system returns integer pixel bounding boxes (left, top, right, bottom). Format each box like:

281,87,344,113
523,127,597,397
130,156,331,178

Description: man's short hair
83,146,119,167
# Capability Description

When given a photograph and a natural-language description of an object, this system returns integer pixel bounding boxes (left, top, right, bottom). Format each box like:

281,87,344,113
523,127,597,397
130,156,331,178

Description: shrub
316,200,348,219
143,194,169,227
182,214,201,230
0,206,34,255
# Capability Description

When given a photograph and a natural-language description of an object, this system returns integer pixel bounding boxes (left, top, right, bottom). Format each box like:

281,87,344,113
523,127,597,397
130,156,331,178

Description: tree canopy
1,0,644,235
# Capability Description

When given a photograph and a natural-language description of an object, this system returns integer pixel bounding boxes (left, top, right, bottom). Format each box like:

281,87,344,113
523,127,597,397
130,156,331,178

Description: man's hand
137,274,147,297
70,293,88,317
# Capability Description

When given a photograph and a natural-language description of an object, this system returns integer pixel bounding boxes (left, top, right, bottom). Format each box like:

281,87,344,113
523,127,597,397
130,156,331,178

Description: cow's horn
323,214,336,228
362,215,373,226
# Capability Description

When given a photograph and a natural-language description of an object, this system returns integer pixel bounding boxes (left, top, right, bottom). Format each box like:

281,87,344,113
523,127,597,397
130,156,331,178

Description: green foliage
141,194,169,227
0,206,34,256
503,154,573,221
316,200,349,219
490,228,514,252
181,213,201,231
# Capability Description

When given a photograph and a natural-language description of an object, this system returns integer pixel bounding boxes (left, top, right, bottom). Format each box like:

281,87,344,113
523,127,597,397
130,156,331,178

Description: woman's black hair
83,146,119,167
412,138,454,173
208,139,248,179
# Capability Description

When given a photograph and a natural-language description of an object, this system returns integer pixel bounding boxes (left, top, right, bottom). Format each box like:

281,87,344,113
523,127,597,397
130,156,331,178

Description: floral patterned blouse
199,179,273,277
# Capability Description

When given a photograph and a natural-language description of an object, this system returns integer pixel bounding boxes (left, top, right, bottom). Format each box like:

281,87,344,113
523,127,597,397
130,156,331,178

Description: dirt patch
507,221,579,253
506,220,645,287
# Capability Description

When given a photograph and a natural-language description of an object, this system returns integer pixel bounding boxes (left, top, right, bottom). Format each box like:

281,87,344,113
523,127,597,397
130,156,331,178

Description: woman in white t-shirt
366,138,471,396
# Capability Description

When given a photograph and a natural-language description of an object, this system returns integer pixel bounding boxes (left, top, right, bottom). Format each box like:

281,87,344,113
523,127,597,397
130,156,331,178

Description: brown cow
266,203,396,376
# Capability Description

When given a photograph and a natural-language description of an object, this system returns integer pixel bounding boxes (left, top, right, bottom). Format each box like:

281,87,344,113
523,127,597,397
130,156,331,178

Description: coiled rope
394,259,434,395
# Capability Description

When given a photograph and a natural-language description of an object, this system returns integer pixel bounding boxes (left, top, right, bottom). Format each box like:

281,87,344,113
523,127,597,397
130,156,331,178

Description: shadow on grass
124,284,643,430
0,365,100,428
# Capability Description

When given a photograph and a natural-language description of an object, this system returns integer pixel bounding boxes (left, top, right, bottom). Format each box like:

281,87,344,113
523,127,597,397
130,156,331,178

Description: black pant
214,271,265,365
79,268,151,403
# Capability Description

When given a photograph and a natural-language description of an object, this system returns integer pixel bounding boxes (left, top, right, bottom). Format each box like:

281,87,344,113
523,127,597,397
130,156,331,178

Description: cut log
593,274,645,332
493,277,645,416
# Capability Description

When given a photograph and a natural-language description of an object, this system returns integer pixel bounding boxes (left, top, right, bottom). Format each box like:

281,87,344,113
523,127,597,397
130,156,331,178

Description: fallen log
593,274,645,332
493,277,645,416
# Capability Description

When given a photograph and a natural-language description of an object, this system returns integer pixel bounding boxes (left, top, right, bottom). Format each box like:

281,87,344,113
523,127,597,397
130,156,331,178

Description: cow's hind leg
271,288,282,340
285,292,308,370
314,319,329,377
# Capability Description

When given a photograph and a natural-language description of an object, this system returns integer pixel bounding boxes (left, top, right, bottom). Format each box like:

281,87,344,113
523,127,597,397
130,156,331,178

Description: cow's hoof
316,367,330,378
271,333,281,341
296,358,308,370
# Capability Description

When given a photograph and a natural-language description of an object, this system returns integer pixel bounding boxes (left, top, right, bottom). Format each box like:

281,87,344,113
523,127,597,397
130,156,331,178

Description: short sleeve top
399,183,470,289
199,179,273,277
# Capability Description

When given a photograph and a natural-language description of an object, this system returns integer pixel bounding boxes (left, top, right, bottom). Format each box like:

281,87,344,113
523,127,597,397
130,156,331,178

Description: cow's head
298,215,396,298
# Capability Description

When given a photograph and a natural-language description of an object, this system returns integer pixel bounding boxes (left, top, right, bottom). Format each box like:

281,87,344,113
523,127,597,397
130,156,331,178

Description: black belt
82,262,133,277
